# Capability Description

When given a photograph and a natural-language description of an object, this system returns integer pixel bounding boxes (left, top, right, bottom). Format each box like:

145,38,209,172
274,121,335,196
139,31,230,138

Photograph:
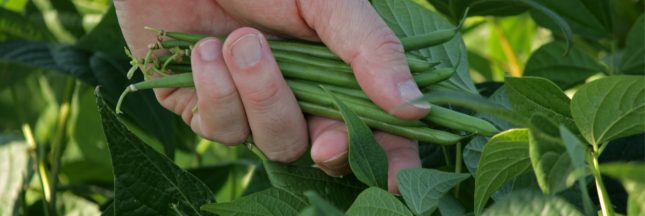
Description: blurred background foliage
0,0,642,215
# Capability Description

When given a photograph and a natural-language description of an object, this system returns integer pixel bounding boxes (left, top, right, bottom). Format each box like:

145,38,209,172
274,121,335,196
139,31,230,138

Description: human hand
115,0,429,193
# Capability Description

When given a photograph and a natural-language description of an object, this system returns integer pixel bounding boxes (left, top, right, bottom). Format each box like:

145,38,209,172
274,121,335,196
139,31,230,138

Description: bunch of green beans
117,23,498,145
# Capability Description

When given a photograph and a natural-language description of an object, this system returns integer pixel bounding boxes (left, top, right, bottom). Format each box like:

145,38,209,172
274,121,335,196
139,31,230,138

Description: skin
115,0,427,193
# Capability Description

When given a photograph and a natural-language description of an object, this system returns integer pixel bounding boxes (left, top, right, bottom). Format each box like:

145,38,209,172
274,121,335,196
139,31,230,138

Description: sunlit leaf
474,129,531,215
570,76,645,145
482,190,583,216
0,135,29,216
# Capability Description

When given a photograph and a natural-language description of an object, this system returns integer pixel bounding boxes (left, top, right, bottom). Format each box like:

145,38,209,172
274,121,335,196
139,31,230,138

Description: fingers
374,131,421,194
114,0,240,57
222,28,308,163
190,38,249,145
298,0,430,120
309,117,351,177
309,117,421,193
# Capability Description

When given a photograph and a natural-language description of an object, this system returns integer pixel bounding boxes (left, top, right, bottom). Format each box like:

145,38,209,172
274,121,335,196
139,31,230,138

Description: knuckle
241,81,282,110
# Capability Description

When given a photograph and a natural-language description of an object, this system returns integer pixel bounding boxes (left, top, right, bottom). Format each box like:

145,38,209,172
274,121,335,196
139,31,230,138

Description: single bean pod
116,72,194,114
423,106,499,136
298,101,462,145
286,80,426,127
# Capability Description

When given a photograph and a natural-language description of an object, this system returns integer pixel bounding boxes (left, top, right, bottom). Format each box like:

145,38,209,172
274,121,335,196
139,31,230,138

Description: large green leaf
506,76,576,130
264,161,366,211
482,190,583,216
201,188,307,216
0,7,52,42
620,15,644,75
531,0,611,39
346,187,412,216
0,135,29,216
76,6,127,58
299,191,345,216
96,90,215,216
396,168,469,215
600,162,645,216
559,126,587,172
373,0,477,93
474,129,531,215
528,114,572,194
570,76,645,145
523,42,604,89
323,88,388,189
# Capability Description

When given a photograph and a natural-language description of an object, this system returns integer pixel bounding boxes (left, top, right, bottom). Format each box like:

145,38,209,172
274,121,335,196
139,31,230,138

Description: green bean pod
413,68,455,88
423,106,499,136
286,80,426,127
116,73,194,114
273,50,352,73
298,101,462,145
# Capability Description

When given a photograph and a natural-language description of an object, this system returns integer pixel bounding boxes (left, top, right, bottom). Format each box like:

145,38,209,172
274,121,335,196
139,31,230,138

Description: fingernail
398,79,431,109
322,151,348,169
198,39,221,62
231,34,262,68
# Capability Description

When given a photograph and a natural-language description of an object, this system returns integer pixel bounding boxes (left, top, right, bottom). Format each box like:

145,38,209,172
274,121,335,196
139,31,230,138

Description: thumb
298,0,430,120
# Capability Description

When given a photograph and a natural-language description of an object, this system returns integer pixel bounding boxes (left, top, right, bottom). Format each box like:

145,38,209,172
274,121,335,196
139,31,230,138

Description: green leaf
396,168,470,215
76,6,128,58
0,135,29,216
96,89,215,216
524,42,604,89
188,162,252,195
264,161,366,211
201,188,307,216
506,76,576,130
373,0,477,93
0,7,53,42
428,0,529,21
570,76,645,145
0,41,195,157
437,194,466,216
528,114,572,194
418,89,528,127
521,0,573,49
559,126,587,171
600,162,645,216
56,192,101,216
620,15,644,75
482,190,584,216
300,191,345,216
530,0,611,39
474,129,531,215
346,187,412,216
323,88,388,189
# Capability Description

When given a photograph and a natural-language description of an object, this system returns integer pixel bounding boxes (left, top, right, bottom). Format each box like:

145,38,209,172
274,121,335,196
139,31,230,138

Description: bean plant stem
49,79,77,212
591,143,614,216
12,86,53,216
453,142,462,198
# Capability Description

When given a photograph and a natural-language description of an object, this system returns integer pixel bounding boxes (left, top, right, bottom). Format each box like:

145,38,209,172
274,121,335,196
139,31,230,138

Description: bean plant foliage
0,0,643,216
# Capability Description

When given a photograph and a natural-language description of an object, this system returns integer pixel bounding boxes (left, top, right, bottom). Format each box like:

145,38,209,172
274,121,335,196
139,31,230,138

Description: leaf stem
591,143,615,216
